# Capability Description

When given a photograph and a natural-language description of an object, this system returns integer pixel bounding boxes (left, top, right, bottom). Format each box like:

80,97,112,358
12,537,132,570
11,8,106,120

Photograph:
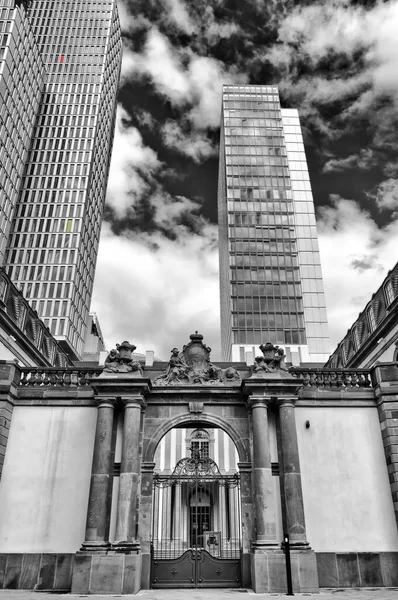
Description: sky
91,0,398,361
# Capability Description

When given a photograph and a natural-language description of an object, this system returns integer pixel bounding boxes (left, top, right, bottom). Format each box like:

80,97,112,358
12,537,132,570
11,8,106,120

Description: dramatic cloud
161,120,216,163
122,27,247,128
91,222,221,360
266,0,398,156
368,178,398,212
317,196,398,349
93,0,398,360
323,149,375,173
106,106,161,219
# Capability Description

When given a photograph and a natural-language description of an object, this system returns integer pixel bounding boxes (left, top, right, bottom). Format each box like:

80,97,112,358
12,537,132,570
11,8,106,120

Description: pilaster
113,394,147,552
243,374,318,593
0,361,20,480
277,397,309,547
81,397,116,552
372,363,398,527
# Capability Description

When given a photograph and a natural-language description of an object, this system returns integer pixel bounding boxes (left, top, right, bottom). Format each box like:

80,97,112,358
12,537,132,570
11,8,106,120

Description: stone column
249,397,278,547
173,482,182,543
81,398,116,551
278,398,308,546
114,396,144,550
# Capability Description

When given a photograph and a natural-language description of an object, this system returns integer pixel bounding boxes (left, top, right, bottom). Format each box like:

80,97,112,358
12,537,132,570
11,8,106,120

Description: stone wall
0,553,73,590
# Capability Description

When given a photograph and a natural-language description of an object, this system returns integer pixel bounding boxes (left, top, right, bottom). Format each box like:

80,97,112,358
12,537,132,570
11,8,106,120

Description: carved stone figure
154,332,241,386
103,341,144,376
251,342,289,376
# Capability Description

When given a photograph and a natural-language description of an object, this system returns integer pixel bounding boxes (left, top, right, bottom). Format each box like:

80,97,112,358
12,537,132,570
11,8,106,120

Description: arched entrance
150,429,242,588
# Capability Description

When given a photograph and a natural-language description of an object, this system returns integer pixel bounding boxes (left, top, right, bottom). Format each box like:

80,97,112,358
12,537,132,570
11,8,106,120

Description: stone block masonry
373,364,398,526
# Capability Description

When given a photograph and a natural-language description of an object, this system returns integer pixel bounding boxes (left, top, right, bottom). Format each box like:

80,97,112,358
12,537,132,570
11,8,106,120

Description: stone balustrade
18,367,103,387
289,367,372,389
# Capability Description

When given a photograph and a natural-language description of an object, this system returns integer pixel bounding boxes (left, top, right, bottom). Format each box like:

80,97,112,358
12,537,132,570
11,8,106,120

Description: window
190,429,210,459
385,280,395,306
367,305,376,332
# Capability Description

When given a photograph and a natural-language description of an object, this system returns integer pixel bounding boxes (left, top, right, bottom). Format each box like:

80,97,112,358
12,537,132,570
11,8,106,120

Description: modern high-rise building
0,1,45,264
218,84,330,363
0,0,122,360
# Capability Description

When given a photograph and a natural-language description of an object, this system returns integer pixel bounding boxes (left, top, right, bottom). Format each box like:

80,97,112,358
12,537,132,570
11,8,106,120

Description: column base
251,546,319,593
112,541,141,554
71,552,142,595
79,541,111,554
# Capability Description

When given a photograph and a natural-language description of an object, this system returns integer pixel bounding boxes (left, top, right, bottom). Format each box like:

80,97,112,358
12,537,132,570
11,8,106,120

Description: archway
150,426,242,588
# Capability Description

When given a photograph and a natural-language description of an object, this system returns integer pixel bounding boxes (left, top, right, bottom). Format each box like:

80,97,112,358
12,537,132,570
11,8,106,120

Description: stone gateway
0,335,397,593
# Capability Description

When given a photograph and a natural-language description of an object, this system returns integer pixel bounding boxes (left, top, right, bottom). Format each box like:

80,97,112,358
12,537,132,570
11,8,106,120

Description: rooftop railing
289,368,372,389
19,367,103,387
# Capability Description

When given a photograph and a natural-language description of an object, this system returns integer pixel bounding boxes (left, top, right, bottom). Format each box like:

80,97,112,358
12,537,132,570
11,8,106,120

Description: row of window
230,267,300,283
233,329,307,345
230,255,298,268
230,239,296,253
226,176,291,188
232,297,303,312
226,166,291,177
229,228,296,243
17,203,81,218
226,188,292,201
233,313,305,329
231,282,303,298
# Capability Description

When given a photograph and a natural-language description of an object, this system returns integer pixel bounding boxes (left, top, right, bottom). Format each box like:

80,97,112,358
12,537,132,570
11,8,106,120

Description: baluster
336,371,344,387
36,369,44,386
329,371,337,388
78,370,87,386
316,372,324,388
19,370,29,386
64,370,72,386
302,371,310,387
56,370,64,386
30,369,39,385
309,371,317,387
324,372,331,388
42,370,50,386
351,371,359,387
49,370,57,386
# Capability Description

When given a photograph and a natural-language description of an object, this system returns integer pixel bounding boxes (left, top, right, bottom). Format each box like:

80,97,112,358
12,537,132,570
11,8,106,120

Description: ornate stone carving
154,332,241,386
103,341,144,376
251,342,289,376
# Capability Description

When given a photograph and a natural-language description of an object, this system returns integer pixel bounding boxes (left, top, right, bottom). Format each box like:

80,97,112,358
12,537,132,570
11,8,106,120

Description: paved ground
1,589,398,600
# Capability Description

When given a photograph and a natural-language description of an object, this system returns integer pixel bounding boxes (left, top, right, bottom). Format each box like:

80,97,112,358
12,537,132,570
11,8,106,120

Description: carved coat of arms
154,332,240,386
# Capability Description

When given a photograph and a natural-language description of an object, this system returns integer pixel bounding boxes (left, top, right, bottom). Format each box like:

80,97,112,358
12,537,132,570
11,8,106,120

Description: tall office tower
2,0,122,360
218,84,330,363
0,2,45,264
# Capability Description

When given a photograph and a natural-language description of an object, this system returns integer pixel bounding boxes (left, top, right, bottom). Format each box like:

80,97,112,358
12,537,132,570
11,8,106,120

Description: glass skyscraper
0,1,44,265
0,0,122,360
218,84,330,363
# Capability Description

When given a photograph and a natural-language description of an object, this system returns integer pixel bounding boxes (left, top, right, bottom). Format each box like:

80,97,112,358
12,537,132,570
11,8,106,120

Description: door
151,453,242,588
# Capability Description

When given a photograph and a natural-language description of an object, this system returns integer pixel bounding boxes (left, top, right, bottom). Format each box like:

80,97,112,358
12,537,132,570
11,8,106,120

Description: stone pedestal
251,547,319,593
71,553,142,595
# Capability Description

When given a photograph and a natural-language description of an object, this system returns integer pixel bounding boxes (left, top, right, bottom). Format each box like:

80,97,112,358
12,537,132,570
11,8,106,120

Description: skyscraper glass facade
0,2,44,265
2,0,122,359
218,85,329,362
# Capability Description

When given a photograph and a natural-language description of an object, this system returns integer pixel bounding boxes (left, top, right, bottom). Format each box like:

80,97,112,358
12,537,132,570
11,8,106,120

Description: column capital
276,397,297,408
141,462,156,473
95,397,117,409
237,461,252,473
247,396,273,410
119,395,146,410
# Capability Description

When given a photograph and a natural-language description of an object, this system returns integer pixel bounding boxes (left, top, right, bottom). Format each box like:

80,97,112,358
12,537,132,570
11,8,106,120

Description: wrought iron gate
151,451,242,588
